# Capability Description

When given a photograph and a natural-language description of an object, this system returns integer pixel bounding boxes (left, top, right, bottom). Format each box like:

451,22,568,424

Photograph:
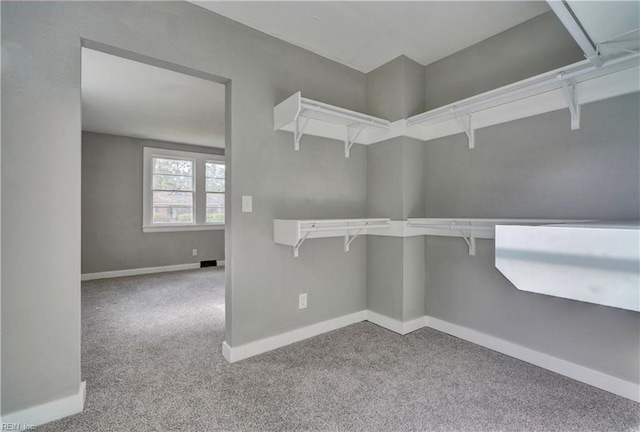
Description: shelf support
450,108,474,149
459,229,476,256
344,126,364,158
293,231,310,258
293,116,309,151
558,73,581,130
344,228,364,252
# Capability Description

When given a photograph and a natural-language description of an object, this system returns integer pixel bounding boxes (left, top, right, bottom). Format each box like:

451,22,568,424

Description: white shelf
274,218,391,257
405,53,639,148
495,221,640,312
406,218,591,255
274,92,391,157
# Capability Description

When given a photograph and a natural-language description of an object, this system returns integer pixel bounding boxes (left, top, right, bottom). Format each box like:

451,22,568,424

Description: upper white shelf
274,54,638,153
406,53,639,148
274,92,391,157
274,218,391,257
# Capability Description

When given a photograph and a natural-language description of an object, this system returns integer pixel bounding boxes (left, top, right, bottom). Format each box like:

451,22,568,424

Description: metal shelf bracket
344,228,364,252
293,115,309,151
459,229,477,256
450,108,475,149
344,126,364,158
293,231,310,257
558,73,581,130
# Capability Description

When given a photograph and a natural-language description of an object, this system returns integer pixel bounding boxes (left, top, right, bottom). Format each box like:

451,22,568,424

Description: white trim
423,315,640,403
222,310,367,362
143,147,225,229
366,311,426,335
81,263,201,281
142,224,224,233
1,381,86,428
217,260,225,266
401,316,427,334
366,310,404,334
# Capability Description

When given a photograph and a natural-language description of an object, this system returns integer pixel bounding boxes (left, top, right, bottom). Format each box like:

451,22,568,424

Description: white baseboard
365,311,427,335
366,310,404,334
1,381,86,428
222,310,367,362
423,315,640,403
81,263,201,281
222,310,638,402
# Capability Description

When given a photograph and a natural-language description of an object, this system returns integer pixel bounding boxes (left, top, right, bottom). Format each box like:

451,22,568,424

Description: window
152,157,194,224
143,147,224,232
206,162,225,223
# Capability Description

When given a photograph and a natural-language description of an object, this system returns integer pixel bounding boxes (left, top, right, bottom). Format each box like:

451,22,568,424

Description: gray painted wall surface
367,55,425,121
402,236,426,321
82,132,225,274
2,1,367,414
367,237,403,320
424,12,583,110
367,138,404,219
401,137,425,219
366,55,426,324
423,94,640,383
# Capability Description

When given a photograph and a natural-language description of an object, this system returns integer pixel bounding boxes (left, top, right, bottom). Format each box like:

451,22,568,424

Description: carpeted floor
38,268,639,431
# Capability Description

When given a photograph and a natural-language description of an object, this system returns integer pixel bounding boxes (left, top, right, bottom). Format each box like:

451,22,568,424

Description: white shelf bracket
450,108,475,149
459,229,476,256
558,73,581,130
344,126,364,158
448,221,477,255
293,231,310,258
293,116,309,151
344,228,364,252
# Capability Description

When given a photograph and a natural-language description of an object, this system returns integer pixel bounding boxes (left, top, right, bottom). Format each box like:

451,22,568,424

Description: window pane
153,174,193,191
153,158,193,176
206,162,225,178
206,206,225,223
153,207,193,224
153,191,193,206
206,178,225,192
206,193,225,206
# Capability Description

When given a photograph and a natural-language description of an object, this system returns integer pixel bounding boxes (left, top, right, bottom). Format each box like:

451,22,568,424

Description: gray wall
424,94,640,383
82,132,225,274
367,55,424,121
424,12,583,110
366,54,426,322
2,1,367,415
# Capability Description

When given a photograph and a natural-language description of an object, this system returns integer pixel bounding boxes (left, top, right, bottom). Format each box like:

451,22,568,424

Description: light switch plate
242,196,252,213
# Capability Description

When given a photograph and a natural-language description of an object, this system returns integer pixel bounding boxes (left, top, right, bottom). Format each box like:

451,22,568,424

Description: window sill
142,224,225,233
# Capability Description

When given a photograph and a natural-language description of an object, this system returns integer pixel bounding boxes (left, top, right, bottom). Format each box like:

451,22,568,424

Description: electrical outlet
192,249,198,256
299,293,307,309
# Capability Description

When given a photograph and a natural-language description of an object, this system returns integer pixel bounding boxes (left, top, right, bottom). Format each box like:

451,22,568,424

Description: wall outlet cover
242,195,253,213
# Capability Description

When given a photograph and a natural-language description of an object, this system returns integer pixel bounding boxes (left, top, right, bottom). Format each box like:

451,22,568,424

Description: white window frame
143,147,225,233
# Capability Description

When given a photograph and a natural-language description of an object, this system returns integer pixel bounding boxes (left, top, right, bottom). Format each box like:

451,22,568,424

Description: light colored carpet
38,268,639,431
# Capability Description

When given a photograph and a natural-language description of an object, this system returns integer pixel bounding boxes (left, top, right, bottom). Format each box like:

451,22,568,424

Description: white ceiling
193,1,550,73
82,48,226,148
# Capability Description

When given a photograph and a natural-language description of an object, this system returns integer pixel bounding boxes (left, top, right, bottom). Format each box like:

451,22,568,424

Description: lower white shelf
495,221,640,312
274,218,391,257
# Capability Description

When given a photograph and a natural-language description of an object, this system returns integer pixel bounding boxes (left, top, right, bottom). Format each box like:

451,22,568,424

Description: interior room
1,1,639,431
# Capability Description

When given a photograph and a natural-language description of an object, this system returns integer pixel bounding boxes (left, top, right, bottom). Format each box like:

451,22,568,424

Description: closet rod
300,101,390,129
301,223,391,233
407,223,495,232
